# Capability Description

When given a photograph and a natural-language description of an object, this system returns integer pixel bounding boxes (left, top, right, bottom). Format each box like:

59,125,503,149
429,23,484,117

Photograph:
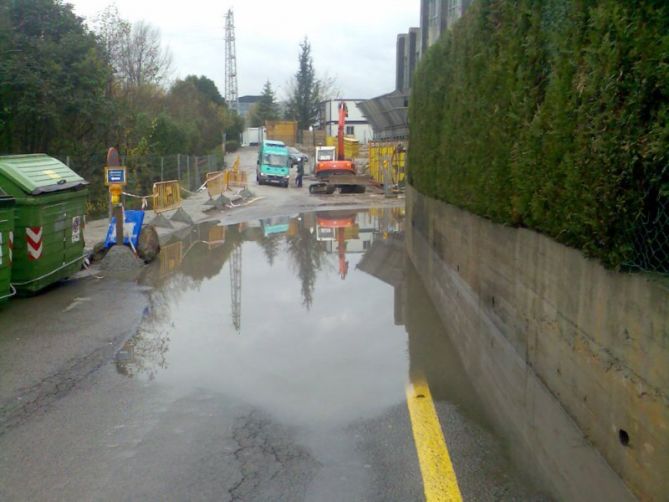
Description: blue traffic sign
107,168,126,184
104,210,145,249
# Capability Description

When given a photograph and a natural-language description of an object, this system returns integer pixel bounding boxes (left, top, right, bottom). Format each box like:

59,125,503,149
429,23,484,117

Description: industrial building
318,99,373,145
396,28,421,92
359,0,472,141
237,95,262,119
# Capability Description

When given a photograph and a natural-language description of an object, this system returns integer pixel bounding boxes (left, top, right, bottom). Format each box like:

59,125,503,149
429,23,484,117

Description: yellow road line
406,376,463,502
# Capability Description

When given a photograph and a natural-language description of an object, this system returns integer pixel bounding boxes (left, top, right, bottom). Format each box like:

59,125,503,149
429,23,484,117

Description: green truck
256,140,290,188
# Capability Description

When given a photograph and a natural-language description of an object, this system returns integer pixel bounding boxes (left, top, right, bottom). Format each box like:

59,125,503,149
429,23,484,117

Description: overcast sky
68,0,419,100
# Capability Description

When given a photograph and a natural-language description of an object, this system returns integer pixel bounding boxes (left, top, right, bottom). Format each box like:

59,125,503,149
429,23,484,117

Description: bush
225,140,240,153
409,0,669,270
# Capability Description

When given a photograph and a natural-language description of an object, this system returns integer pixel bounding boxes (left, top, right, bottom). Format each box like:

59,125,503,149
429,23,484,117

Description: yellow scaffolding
326,136,360,159
368,141,407,185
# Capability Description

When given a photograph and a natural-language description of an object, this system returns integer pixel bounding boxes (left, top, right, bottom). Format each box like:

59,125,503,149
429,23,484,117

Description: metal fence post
195,157,200,191
187,155,191,191
177,154,181,181
161,157,164,181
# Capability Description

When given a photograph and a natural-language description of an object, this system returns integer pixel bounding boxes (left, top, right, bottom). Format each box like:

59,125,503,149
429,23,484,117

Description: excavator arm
337,101,348,161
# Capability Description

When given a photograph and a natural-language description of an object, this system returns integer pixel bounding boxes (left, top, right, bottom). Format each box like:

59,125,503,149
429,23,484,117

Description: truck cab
257,140,290,188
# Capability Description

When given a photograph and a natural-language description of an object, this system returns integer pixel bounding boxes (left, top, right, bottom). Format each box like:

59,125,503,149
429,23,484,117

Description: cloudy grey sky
68,0,419,100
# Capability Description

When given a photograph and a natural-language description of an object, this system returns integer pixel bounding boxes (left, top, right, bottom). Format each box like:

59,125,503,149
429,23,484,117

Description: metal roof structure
357,90,410,141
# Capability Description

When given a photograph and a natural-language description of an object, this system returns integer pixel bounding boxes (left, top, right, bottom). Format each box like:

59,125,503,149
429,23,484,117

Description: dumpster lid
0,154,88,195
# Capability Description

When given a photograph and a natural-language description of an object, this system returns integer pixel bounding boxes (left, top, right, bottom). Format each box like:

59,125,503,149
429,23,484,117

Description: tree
286,38,321,131
0,0,111,155
286,216,327,309
220,106,244,146
183,75,224,105
149,113,189,155
259,234,282,266
248,80,279,127
92,4,131,83
119,20,172,89
166,77,225,154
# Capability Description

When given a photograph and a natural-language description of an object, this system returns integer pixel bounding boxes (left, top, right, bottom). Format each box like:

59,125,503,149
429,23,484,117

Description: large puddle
109,207,629,500
121,209,410,429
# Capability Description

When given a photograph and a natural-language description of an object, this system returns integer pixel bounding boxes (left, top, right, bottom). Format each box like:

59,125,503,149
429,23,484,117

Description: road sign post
105,147,128,246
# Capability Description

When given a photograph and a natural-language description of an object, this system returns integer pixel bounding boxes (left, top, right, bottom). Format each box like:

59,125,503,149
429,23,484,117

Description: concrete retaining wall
406,186,668,501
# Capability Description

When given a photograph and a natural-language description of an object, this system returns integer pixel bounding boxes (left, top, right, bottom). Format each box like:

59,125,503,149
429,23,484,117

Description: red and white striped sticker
0,231,14,266
26,226,43,261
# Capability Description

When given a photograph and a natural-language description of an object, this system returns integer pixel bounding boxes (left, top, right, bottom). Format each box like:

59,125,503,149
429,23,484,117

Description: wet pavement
0,206,607,500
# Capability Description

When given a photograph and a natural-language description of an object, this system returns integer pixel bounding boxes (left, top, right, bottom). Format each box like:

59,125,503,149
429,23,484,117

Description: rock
137,224,161,263
99,245,144,273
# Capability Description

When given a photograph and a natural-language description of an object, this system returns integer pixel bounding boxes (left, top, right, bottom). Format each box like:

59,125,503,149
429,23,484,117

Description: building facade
396,28,421,92
420,0,473,55
318,99,373,145
360,0,474,141
237,95,262,119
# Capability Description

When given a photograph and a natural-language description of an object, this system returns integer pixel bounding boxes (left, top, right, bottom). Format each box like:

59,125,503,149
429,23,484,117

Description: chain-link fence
54,153,224,217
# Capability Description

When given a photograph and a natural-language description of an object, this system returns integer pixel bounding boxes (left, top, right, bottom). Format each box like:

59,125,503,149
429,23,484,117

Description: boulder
137,224,161,263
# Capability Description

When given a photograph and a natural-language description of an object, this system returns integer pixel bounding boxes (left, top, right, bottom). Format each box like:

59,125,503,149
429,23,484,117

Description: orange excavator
316,212,357,279
314,102,355,178
309,102,367,194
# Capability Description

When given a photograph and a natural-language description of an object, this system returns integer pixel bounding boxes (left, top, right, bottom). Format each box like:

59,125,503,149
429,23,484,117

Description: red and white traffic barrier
26,226,43,261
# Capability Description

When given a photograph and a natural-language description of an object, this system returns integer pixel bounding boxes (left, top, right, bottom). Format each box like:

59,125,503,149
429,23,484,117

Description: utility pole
224,9,239,113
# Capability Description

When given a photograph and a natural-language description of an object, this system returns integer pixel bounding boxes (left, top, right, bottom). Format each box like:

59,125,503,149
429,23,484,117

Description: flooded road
0,207,579,500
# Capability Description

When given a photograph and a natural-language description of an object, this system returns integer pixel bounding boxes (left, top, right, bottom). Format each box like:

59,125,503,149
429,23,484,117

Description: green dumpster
0,188,15,302
0,154,88,294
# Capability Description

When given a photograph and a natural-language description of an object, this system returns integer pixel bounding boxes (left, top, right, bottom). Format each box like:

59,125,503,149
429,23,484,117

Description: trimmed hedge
409,0,669,269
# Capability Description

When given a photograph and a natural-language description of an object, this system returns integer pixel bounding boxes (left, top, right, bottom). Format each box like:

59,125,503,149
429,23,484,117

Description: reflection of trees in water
258,234,283,266
119,270,207,379
120,222,249,379
140,222,244,288
178,224,243,282
286,218,328,309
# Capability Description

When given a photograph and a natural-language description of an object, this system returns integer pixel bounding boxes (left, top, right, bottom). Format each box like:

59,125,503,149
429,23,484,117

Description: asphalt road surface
0,148,611,501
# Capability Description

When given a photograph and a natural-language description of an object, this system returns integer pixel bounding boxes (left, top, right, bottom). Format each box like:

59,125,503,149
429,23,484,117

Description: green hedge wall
409,0,668,270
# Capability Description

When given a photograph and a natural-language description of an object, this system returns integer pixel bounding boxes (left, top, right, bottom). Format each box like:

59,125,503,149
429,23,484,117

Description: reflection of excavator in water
310,102,367,195
316,212,358,279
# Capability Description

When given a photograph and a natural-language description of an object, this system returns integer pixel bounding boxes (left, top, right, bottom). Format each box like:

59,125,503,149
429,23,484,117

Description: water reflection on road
111,206,625,500
119,208,410,429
